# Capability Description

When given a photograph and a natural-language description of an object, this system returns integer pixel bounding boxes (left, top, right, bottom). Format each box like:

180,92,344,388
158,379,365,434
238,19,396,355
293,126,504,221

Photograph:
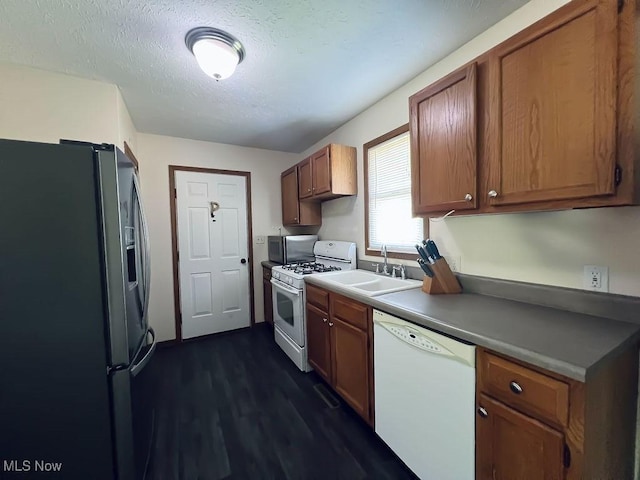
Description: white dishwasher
373,309,475,480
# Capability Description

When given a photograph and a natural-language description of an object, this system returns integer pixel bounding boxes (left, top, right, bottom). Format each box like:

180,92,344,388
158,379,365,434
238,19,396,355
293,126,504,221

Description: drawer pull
509,381,523,394
478,407,488,418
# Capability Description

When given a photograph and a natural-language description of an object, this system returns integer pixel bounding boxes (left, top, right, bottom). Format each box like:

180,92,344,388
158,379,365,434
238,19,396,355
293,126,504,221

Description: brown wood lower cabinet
477,393,565,480
262,267,273,326
476,347,638,480
331,316,370,420
305,284,373,425
306,303,331,382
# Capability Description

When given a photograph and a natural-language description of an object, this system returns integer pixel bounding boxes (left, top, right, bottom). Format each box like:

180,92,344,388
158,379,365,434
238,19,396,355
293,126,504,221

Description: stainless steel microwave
268,235,318,264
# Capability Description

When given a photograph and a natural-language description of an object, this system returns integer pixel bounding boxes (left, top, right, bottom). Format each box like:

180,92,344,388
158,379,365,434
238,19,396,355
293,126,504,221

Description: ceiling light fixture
185,27,246,81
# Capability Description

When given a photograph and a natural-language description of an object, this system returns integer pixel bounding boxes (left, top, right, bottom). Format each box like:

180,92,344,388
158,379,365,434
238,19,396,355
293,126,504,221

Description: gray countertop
261,260,280,270
304,276,640,381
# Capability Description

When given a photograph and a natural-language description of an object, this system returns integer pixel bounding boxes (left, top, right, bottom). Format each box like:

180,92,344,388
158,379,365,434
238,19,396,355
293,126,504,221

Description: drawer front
262,267,271,280
306,284,329,312
480,351,569,427
330,294,368,331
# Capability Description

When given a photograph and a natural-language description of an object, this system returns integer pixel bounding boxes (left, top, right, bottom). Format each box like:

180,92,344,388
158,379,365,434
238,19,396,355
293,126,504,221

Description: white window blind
367,131,423,253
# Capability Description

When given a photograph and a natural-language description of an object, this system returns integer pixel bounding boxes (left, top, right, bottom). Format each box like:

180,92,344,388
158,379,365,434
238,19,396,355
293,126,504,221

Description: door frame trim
168,165,255,342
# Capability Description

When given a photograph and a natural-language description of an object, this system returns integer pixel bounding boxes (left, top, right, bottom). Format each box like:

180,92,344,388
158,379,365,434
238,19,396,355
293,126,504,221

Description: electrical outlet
255,235,265,244
583,265,609,292
444,255,461,273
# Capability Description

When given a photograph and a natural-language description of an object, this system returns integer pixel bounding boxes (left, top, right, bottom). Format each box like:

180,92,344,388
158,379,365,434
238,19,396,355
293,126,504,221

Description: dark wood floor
147,325,416,480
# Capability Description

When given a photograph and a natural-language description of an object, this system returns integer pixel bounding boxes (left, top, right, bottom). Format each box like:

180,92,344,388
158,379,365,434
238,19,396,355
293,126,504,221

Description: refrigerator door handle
132,173,151,329
130,328,156,377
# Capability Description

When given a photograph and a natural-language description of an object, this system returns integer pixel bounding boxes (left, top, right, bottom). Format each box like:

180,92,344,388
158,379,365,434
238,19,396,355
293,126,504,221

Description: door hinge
174,188,177,198
563,444,572,469
176,250,179,261
615,165,622,186
618,0,624,13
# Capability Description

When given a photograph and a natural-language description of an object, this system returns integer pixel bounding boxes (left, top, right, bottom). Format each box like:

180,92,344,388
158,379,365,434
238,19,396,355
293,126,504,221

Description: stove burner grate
281,261,342,275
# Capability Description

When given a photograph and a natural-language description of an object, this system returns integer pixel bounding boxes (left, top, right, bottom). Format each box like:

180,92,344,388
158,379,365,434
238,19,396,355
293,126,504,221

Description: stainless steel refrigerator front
0,139,156,480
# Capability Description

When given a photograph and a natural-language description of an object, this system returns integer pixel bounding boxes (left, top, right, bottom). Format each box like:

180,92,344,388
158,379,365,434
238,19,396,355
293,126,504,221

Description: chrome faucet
392,265,406,280
381,244,389,275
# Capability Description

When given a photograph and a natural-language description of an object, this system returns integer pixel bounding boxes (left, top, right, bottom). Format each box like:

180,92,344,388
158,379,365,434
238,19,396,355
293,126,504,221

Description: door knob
488,190,498,198
240,258,247,264
464,193,473,201
478,407,488,418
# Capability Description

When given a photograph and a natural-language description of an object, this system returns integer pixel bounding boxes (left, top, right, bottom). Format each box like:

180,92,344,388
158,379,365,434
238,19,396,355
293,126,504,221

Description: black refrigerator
0,139,156,480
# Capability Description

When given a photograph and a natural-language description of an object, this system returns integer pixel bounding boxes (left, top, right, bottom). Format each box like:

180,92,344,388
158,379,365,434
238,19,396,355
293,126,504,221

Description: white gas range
271,240,356,371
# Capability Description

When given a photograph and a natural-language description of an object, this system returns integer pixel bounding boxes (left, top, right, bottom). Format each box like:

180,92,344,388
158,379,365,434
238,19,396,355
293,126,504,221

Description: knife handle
417,258,434,277
416,244,432,264
425,239,441,260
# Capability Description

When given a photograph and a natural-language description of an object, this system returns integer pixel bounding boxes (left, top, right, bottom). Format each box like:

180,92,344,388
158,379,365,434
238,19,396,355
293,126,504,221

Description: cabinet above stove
281,144,357,227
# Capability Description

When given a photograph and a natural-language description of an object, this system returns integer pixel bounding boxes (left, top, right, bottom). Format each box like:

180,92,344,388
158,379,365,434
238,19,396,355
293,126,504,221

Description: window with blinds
365,127,423,255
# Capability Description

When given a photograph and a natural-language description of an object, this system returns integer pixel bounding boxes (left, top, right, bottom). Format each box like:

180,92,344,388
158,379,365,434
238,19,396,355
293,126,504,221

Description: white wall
136,133,298,342
299,0,640,298
116,88,137,152
0,63,121,145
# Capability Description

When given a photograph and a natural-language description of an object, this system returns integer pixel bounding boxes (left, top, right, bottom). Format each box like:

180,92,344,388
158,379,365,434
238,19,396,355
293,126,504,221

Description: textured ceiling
0,0,528,153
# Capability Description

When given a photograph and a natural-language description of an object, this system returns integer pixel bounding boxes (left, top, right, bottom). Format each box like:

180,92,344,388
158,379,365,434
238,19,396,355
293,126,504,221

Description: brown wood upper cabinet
410,0,638,216
298,157,313,199
298,144,357,201
410,63,478,214
485,0,619,206
281,165,321,226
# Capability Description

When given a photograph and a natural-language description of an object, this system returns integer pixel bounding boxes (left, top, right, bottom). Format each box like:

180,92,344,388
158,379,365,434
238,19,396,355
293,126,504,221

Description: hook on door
210,201,220,222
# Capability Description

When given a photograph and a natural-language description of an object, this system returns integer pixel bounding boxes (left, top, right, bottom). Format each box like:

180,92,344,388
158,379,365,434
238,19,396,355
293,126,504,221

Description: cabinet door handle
509,381,523,394
488,190,498,198
308,188,311,192
293,217,298,221
464,193,473,201
328,322,334,327
563,444,571,468
323,318,328,323
478,406,488,418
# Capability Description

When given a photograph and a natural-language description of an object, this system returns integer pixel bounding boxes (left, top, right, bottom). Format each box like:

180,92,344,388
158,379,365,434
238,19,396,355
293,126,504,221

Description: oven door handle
271,278,301,296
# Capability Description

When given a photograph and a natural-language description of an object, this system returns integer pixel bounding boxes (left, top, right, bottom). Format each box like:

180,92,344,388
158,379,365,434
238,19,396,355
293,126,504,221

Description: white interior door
175,170,251,339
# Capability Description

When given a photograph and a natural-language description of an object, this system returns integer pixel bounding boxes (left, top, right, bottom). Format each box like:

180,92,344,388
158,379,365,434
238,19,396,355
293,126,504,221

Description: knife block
422,258,462,295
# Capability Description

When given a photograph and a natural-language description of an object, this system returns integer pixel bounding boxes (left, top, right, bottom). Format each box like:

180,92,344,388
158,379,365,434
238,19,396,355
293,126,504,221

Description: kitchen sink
317,269,421,296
